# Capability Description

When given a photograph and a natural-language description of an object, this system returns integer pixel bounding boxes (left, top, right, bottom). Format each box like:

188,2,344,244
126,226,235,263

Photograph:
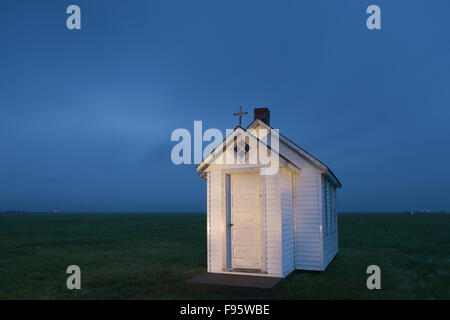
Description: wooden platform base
186,273,284,296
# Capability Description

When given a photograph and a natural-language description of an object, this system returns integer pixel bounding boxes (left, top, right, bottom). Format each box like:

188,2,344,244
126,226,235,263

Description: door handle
228,223,234,227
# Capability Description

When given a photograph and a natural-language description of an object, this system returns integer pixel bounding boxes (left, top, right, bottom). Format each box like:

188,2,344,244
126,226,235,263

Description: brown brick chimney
254,107,270,126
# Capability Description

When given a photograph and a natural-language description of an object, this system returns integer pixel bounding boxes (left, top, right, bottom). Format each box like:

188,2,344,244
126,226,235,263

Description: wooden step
186,273,284,296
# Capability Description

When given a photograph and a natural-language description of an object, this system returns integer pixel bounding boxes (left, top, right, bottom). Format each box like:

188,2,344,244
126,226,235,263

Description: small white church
197,108,341,278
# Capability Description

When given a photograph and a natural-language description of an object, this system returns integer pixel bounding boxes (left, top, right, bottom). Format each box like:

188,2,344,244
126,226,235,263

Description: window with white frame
322,177,328,235
328,182,337,233
233,135,250,161
327,181,334,232
327,180,332,234
333,186,337,232
323,178,336,235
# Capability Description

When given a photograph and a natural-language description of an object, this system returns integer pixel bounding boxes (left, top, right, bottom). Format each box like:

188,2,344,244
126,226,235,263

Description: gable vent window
233,137,250,160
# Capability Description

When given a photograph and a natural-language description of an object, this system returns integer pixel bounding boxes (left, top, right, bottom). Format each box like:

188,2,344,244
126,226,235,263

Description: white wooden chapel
197,108,342,278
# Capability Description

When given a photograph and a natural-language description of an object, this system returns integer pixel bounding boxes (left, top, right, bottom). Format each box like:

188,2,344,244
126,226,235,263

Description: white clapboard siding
279,142,324,271
206,171,210,271
208,169,223,272
280,168,295,277
264,171,283,277
294,168,323,270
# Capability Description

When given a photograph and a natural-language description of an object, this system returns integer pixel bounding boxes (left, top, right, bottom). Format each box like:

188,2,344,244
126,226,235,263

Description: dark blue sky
1,1,449,212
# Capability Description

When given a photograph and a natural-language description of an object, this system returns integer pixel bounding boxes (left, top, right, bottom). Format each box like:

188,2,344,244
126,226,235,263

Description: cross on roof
233,106,248,127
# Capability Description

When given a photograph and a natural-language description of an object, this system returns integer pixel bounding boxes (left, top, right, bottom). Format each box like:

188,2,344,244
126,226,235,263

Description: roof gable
196,119,341,188
246,120,342,188
196,126,299,176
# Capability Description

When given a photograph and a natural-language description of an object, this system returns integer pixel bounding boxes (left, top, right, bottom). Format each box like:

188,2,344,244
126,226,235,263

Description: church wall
207,170,223,273
293,168,323,271
264,171,283,277
278,142,324,271
280,168,295,277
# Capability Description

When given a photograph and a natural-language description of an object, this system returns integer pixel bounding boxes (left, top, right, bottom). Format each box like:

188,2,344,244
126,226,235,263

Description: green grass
0,213,448,299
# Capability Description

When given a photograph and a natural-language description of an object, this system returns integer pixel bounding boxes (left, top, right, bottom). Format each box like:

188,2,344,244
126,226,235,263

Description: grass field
0,213,448,299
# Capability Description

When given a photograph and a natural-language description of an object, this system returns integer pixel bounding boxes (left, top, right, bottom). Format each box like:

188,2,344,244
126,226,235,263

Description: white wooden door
230,173,261,270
